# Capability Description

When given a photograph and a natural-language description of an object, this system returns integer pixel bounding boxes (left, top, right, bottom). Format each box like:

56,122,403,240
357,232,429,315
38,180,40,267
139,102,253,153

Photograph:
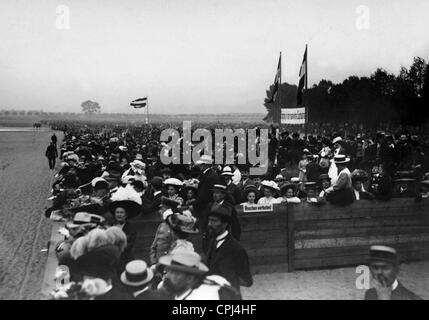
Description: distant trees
81,100,101,115
264,56,429,126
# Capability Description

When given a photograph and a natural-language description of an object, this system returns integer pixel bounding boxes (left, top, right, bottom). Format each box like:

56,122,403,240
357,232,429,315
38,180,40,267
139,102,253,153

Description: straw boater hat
333,154,350,164
135,153,144,161
120,260,154,287
130,160,146,171
332,136,343,144
91,177,109,190
290,177,300,184
195,154,213,165
369,245,398,265
168,210,199,234
211,184,228,193
163,178,183,188
158,250,209,275
66,212,105,229
109,184,143,219
261,180,280,191
274,174,285,182
221,166,234,177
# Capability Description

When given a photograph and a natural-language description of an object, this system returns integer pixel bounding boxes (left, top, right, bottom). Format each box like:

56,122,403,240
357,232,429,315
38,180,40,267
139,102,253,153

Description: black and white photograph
0,0,428,305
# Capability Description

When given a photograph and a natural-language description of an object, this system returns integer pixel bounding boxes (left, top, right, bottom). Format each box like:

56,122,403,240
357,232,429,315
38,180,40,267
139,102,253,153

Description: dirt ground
242,261,429,300
0,128,61,300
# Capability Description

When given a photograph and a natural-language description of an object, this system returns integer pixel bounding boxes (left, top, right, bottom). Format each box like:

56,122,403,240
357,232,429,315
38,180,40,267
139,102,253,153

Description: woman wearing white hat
325,155,354,205
257,180,282,204
164,178,184,206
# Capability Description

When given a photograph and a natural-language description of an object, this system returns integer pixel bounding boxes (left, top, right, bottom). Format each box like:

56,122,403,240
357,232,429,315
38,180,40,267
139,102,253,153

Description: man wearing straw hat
364,245,422,300
159,250,240,300
325,155,354,205
221,166,242,205
193,155,220,212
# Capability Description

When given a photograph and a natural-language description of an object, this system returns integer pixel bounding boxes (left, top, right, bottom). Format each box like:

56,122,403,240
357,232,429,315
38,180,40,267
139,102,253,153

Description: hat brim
109,200,141,219
334,158,351,164
69,204,104,215
120,269,154,287
211,187,228,193
221,173,234,176
158,256,208,275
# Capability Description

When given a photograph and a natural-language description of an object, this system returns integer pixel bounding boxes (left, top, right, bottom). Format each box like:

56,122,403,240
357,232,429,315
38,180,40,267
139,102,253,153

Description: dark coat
200,201,241,241
121,221,137,263
364,282,422,300
205,233,253,290
45,144,58,158
141,190,163,215
226,182,242,205
193,168,221,213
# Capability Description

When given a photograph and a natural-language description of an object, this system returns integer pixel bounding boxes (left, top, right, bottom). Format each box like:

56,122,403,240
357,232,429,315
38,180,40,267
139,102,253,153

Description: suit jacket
193,168,221,214
141,190,163,215
226,182,242,205
121,221,137,262
364,282,422,300
205,233,252,290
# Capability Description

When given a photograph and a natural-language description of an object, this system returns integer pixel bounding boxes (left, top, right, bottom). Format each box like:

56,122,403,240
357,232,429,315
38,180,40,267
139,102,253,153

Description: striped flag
130,97,148,108
267,54,281,103
297,46,307,106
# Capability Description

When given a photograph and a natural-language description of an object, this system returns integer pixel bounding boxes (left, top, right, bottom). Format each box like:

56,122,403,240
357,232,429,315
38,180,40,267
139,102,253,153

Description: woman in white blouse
257,180,282,204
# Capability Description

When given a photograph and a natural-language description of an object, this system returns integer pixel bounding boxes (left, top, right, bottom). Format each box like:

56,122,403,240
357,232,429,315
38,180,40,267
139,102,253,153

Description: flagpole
278,51,282,127
305,44,308,139
146,97,149,125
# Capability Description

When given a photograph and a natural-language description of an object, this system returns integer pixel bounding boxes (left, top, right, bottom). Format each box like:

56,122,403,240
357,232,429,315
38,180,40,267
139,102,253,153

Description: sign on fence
242,203,274,213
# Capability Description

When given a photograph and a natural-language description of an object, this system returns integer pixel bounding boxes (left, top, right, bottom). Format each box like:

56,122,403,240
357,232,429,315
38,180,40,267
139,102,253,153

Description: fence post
286,204,295,272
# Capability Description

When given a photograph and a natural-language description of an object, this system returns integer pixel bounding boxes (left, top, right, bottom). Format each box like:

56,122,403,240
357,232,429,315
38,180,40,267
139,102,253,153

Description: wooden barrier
288,198,429,271
42,198,429,296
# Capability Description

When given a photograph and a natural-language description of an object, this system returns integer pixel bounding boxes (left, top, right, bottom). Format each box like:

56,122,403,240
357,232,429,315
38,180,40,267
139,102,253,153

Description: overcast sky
0,0,428,114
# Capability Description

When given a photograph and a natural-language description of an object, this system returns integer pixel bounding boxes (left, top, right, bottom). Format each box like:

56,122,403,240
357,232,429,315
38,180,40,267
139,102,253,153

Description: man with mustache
364,245,422,300
204,205,252,293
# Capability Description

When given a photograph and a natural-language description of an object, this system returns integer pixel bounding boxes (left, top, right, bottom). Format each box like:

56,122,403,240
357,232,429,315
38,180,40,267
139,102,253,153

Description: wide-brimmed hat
158,250,209,275
109,185,143,219
161,196,181,209
130,160,146,171
243,184,258,196
211,184,228,193
333,155,350,164
351,169,369,182
303,181,317,191
168,210,199,234
221,166,234,176
261,180,279,191
195,155,213,165
290,177,300,184
183,178,199,191
163,178,183,187
66,212,105,229
332,137,343,144
91,177,109,190
120,260,154,287
274,174,285,182
135,153,144,161
280,183,296,196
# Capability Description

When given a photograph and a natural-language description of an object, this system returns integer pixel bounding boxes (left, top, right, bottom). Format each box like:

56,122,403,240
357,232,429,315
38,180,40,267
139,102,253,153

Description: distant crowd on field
42,120,428,300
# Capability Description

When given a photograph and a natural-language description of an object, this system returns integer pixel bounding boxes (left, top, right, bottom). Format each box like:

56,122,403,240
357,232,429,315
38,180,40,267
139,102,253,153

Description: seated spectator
369,165,393,201
257,180,281,204
351,169,375,201
318,173,331,198
279,184,301,204
325,155,354,206
241,185,259,205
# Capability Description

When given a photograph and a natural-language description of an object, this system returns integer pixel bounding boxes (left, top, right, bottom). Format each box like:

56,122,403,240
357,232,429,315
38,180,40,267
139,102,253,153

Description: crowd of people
44,120,428,300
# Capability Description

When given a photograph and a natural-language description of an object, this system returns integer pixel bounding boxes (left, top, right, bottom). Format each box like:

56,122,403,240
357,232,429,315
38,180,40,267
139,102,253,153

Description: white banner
281,107,306,124
242,204,273,213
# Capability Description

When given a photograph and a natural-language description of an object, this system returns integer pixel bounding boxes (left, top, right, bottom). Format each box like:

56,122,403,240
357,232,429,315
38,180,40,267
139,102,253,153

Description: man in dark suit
45,141,58,170
205,205,252,292
141,176,164,215
364,245,422,300
221,166,242,205
192,155,220,213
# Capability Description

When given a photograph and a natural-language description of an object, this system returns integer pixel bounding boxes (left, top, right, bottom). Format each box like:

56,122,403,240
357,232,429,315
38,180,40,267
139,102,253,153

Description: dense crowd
44,121,429,300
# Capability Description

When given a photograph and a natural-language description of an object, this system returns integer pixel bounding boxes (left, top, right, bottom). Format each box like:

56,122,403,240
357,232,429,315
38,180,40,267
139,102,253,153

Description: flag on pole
297,47,307,106
131,97,148,108
267,54,281,103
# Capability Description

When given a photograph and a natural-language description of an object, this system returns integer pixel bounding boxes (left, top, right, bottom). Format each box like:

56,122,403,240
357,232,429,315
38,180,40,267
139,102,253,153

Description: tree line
264,56,429,127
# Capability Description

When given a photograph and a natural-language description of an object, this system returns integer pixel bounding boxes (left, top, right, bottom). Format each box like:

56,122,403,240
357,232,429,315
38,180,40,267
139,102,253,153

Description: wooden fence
42,198,429,296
